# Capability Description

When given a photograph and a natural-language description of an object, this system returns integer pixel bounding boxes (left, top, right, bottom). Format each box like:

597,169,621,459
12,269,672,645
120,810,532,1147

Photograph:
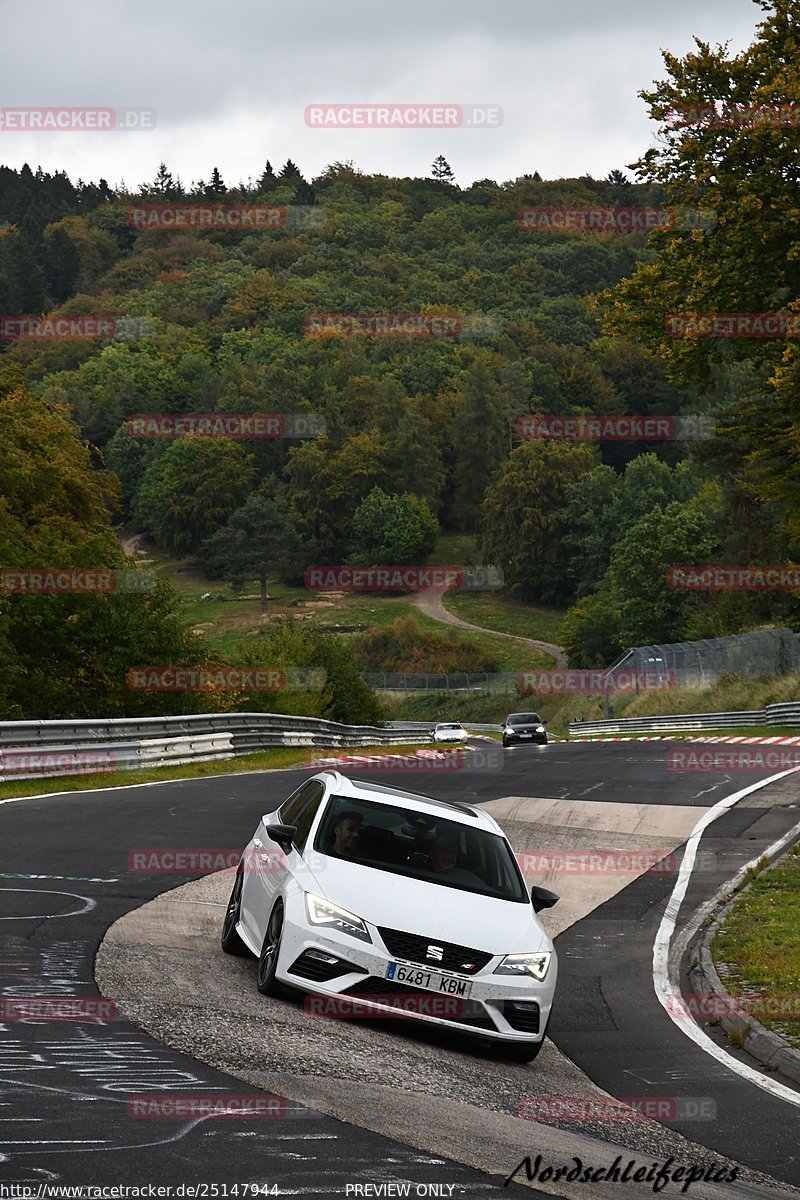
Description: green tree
286,430,389,561
561,589,625,668
599,0,800,539
431,155,455,182
482,441,597,603
563,464,621,596
609,490,723,645
349,488,439,565
134,438,256,555
42,226,81,302
451,353,507,530
0,389,203,719
201,486,308,613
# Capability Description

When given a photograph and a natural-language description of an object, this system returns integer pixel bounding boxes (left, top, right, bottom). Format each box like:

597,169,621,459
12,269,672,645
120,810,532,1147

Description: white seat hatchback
222,771,558,1061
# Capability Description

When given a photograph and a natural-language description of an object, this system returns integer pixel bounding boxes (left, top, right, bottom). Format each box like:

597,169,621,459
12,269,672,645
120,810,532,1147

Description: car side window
291,782,326,854
280,781,318,827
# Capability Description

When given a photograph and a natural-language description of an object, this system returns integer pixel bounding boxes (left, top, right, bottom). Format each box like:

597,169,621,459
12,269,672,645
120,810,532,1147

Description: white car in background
431,721,469,744
221,771,559,1061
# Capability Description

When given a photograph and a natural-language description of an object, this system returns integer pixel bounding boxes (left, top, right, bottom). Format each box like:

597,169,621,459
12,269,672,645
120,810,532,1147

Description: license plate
520,732,533,738
385,961,472,997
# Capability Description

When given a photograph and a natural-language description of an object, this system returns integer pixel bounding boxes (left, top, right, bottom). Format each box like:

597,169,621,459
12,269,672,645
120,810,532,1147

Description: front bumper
505,733,547,745
274,894,556,1043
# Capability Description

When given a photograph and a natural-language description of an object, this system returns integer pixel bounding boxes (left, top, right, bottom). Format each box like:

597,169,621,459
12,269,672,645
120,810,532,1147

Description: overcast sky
0,0,762,189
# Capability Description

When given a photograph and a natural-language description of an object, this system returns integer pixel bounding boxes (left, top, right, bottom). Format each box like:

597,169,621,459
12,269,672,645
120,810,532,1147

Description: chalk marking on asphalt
653,764,800,1107
0,872,118,883
0,889,96,920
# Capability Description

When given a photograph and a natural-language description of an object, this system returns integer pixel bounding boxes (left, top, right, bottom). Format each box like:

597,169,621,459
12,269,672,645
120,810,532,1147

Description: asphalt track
1,741,799,1198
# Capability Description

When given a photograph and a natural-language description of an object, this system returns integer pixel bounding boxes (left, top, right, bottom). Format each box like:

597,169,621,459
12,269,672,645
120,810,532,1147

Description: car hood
507,723,543,731
306,854,548,955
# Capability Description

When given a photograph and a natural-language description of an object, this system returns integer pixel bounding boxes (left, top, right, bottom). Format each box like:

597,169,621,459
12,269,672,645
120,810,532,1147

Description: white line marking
0,889,96,920
653,764,800,1106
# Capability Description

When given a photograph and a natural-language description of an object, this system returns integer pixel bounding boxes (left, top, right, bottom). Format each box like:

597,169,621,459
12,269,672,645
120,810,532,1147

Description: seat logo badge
426,945,444,961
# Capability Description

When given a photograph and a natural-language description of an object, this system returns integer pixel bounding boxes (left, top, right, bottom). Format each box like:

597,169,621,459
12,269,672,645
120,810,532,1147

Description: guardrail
569,701,800,738
0,713,432,782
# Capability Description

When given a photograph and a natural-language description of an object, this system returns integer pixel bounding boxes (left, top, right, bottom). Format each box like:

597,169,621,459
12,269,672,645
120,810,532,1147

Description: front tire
256,902,288,997
221,866,248,956
502,737,510,748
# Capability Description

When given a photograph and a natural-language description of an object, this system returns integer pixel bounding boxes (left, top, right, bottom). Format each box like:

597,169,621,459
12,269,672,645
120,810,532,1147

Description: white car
221,771,558,1061
431,722,469,744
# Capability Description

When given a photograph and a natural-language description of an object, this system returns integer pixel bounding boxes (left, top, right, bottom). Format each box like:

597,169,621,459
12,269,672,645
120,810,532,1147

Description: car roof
435,721,463,727
507,712,541,719
313,770,501,832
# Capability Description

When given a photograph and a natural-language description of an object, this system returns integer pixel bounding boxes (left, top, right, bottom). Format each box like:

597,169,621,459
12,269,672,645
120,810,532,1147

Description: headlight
493,951,551,981
304,893,372,943
536,726,545,733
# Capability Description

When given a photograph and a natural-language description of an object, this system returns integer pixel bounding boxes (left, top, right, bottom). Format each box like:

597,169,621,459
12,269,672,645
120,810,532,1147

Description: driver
331,810,363,858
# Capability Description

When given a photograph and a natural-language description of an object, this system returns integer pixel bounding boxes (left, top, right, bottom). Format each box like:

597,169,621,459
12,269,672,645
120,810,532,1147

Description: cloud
0,0,762,186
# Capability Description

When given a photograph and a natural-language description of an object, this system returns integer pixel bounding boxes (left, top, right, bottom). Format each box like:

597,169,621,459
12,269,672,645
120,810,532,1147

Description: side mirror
263,820,296,854
531,885,559,913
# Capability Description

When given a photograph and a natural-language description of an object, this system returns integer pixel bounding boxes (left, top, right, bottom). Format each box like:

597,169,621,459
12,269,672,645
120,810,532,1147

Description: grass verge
442,591,566,646
712,845,800,1050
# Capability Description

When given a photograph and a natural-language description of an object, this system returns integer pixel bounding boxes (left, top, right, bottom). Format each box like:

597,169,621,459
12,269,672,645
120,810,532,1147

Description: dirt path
414,587,566,666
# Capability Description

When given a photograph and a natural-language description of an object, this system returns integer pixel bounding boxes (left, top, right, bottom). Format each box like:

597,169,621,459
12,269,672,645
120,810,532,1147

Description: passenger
427,831,484,888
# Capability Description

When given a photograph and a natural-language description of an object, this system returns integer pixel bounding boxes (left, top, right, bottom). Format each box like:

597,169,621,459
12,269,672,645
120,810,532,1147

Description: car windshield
508,714,541,725
313,795,528,903
437,724,462,730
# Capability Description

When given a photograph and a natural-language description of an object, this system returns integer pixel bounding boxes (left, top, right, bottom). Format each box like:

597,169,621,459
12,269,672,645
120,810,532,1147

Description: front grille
502,1000,540,1033
288,950,367,983
341,977,496,1029
378,927,493,975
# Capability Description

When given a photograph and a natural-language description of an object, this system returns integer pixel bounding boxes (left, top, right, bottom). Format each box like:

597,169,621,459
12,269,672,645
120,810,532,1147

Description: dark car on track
502,712,547,747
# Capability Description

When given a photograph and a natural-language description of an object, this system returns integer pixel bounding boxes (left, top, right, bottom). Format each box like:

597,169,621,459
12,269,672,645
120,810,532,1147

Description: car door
242,779,319,946
250,781,326,944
